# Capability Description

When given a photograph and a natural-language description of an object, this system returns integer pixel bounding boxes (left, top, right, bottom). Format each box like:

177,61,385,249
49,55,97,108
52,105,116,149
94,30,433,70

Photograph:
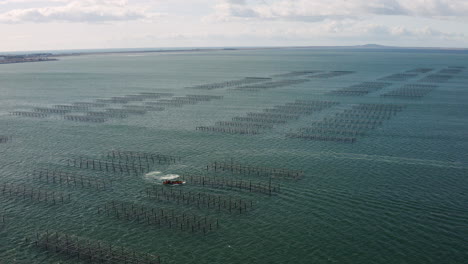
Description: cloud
210,0,468,22
0,0,152,23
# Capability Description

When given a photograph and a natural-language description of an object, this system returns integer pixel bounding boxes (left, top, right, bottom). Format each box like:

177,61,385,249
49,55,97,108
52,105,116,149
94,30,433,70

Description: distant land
1,44,468,64
0,53,58,64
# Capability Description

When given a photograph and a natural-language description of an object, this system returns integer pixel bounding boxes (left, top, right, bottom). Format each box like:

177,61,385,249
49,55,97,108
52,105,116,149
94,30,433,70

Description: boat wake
144,171,180,183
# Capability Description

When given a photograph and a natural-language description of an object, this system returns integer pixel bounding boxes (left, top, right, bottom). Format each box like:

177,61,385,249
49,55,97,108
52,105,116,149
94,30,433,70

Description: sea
0,48,467,264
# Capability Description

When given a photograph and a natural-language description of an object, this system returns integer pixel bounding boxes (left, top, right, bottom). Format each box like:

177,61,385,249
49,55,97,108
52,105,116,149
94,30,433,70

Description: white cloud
210,0,468,22
0,0,152,23
357,23,464,40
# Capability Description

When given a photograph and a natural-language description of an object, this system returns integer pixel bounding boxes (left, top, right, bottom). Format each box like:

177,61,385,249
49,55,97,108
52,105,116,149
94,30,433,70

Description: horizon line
2,44,468,56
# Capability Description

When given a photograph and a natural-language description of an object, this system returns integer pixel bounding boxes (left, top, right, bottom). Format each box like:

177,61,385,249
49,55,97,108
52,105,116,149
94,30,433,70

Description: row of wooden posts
96,92,173,104
66,157,150,175
198,100,339,135
73,102,108,107
438,68,463,74
328,68,449,98
105,108,147,115
64,115,107,123
179,174,280,195
196,126,260,135
207,161,304,180
34,107,70,114
107,150,181,164
147,95,224,108
62,93,221,123
0,183,71,204
378,73,418,82
64,151,180,176
406,68,433,74
268,101,339,114
329,81,392,96
290,103,405,143
32,231,161,264
215,121,273,129
33,169,114,190
309,71,354,79
146,186,253,214
0,210,5,226
0,135,12,143
308,121,378,130
232,78,309,91
122,105,165,112
187,77,271,90
98,201,218,234
298,127,366,136
87,111,129,118
10,111,48,118
286,133,357,143
418,74,453,83
381,85,436,99
54,104,88,111
272,71,321,78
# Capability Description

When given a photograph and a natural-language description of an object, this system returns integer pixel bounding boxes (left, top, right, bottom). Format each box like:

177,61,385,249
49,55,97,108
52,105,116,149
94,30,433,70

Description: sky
0,0,467,52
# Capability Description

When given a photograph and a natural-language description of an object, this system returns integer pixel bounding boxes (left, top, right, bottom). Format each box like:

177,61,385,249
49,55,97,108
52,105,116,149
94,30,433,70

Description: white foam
160,174,180,180
144,171,180,181
144,171,162,179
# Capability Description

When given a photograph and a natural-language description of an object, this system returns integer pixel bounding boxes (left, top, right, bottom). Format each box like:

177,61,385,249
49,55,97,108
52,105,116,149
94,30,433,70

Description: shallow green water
0,49,467,264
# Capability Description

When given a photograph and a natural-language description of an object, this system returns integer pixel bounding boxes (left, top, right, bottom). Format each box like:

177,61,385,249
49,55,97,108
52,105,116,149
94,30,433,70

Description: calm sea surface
0,48,467,263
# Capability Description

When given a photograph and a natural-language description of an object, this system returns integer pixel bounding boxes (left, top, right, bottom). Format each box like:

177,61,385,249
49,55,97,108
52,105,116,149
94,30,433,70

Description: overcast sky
1,0,467,52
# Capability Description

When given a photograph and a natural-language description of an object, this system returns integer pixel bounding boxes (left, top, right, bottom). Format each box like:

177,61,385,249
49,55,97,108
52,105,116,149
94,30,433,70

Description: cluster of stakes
147,95,223,107
418,74,454,83
378,73,418,82
9,92,173,122
406,68,433,74
329,82,392,96
145,186,253,214
107,150,181,165
31,231,161,264
438,68,464,74
187,77,272,90
329,67,445,97
271,71,322,78
381,84,437,99
11,150,188,263
178,174,280,196
10,111,48,118
0,183,71,204
0,211,4,226
0,135,12,143
6,65,465,263
231,79,309,91
66,157,152,175
65,152,179,176
32,168,114,191
309,71,355,79
98,201,218,234
196,100,339,135
288,103,405,143
416,66,465,83
207,161,304,180
378,66,465,98
185,70,353,91
9,92,224,123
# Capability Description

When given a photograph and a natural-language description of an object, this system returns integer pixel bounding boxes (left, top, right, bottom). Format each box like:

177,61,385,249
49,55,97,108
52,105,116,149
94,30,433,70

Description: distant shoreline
45,45,468,58
52,47,233,57
1,45,468,65
0,55,58,65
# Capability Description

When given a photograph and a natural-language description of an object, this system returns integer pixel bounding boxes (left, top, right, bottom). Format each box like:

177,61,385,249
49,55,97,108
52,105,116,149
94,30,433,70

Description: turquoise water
0,49,467,263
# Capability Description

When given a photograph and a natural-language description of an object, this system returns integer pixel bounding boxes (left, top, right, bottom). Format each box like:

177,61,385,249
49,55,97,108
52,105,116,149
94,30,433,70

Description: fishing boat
162,180,186,186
